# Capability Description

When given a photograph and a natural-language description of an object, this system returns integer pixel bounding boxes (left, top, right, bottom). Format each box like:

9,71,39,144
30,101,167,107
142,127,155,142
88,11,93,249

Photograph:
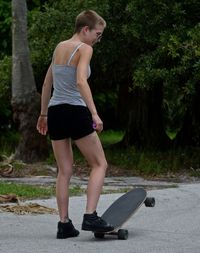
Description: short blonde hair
75,10,106,33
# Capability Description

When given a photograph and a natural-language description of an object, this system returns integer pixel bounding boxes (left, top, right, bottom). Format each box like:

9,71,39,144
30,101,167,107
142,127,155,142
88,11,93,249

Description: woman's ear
82,26,90,35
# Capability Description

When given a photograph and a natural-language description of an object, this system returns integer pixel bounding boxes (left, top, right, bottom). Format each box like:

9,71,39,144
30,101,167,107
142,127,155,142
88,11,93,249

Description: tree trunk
12,0,48,162
121,85,171,150
174,82,200,147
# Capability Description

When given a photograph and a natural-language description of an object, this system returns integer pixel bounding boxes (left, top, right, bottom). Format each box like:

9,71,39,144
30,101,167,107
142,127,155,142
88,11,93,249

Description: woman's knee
57,166,73,179
93,158,108,172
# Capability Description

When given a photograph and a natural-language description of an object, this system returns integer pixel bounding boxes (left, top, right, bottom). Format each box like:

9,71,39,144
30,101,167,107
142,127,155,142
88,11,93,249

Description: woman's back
49,41,90,107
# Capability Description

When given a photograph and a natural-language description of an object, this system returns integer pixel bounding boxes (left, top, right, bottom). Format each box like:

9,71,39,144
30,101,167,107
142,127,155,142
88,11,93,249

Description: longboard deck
102,188,146,230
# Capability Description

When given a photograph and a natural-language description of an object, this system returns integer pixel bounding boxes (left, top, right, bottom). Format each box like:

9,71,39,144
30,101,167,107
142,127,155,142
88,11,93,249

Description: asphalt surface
0,182,200,253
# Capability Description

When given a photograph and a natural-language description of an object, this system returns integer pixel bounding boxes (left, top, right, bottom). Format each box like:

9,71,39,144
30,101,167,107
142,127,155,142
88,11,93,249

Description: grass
70,130,125,164
99,130,124,146
1,129,199,201
0,182,54,200
105,146,200,177
0,182,86,200
2,129,199,202
0,130,19,155
0,182,153,201
1,129,200,178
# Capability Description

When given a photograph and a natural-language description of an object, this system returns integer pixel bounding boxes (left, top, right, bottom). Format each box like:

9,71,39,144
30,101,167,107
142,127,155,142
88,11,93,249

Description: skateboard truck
94,229,129,240
93,189,155,240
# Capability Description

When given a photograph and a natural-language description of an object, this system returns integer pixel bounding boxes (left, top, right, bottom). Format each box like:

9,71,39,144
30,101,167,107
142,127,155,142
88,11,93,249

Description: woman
37,10,114,239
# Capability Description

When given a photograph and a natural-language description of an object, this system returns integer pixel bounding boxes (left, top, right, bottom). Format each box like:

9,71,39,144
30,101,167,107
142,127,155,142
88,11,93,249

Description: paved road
0,183,200,253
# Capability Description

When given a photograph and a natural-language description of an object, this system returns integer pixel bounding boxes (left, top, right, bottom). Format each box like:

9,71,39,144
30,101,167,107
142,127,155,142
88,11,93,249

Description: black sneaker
57,220,79,239
82,211,114,232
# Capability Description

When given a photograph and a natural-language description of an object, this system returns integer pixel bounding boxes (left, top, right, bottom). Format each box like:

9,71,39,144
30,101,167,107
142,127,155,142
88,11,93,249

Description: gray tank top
48,43,91,107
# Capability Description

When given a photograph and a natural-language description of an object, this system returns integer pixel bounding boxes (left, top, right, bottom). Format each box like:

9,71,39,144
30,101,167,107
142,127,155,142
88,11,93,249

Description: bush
0,56,12,131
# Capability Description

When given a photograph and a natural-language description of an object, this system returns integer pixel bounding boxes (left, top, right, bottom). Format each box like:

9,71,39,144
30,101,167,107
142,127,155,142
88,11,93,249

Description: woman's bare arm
36,64,53,135
76,45,103,132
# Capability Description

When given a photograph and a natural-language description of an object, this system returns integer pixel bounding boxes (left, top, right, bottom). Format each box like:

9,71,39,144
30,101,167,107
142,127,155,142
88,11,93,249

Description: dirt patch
73,163,135,178
0,203,58,215
0,156,199,183
0,161,57,178
0,155,135,178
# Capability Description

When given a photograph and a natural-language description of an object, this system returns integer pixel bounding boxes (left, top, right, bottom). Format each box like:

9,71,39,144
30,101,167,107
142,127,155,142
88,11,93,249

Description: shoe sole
82,225,114,232
57,231,80,239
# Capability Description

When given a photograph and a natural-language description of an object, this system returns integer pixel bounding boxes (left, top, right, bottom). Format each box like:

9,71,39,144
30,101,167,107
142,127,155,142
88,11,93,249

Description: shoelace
94,217,106,225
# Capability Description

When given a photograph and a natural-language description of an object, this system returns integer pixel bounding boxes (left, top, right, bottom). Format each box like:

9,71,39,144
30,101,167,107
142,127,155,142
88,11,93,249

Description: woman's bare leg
75,132,107,213
51,139,73,222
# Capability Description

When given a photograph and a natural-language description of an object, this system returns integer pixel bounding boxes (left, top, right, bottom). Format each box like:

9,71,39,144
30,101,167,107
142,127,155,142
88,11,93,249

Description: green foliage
0,0,12,57
0,130,19,155
125,0,200,133
105,145,200,177
28,0,110,88
0,0,47,58
27,0,47,11
1,0,200,151
0,56,12,131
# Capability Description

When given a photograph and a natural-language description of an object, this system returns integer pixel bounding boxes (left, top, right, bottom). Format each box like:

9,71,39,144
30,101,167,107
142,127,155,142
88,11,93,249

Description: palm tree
12,0,48,162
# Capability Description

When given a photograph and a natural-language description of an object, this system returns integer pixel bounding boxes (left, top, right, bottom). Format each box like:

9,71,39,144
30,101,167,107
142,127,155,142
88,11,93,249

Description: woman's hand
92,114,103,133
36,116,48,135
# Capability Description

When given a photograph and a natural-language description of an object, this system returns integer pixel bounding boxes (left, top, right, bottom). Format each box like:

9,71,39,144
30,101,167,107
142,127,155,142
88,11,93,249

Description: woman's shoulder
79,43,93,55
55,40,69,49
53,40,93,58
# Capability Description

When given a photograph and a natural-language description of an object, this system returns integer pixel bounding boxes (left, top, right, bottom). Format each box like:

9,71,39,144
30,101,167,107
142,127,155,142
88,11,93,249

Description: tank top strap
67,42,84,65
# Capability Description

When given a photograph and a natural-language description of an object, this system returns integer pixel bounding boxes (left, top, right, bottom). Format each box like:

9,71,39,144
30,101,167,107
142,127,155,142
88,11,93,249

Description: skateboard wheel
144,197,155,207
118,229,128,240
94,232,105,239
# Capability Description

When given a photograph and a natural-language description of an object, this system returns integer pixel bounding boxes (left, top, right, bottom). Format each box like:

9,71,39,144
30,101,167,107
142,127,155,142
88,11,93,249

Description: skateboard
94,188,155,240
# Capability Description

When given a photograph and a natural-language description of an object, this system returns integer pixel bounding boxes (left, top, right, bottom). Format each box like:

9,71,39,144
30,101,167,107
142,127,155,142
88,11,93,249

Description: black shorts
47,104,94,140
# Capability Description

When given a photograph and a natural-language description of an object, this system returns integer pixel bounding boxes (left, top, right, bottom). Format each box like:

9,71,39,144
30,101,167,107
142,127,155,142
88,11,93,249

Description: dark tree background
0,0,200,162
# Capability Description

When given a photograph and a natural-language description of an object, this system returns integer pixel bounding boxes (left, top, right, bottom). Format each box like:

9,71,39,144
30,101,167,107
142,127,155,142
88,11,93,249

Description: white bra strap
67,43,84,65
